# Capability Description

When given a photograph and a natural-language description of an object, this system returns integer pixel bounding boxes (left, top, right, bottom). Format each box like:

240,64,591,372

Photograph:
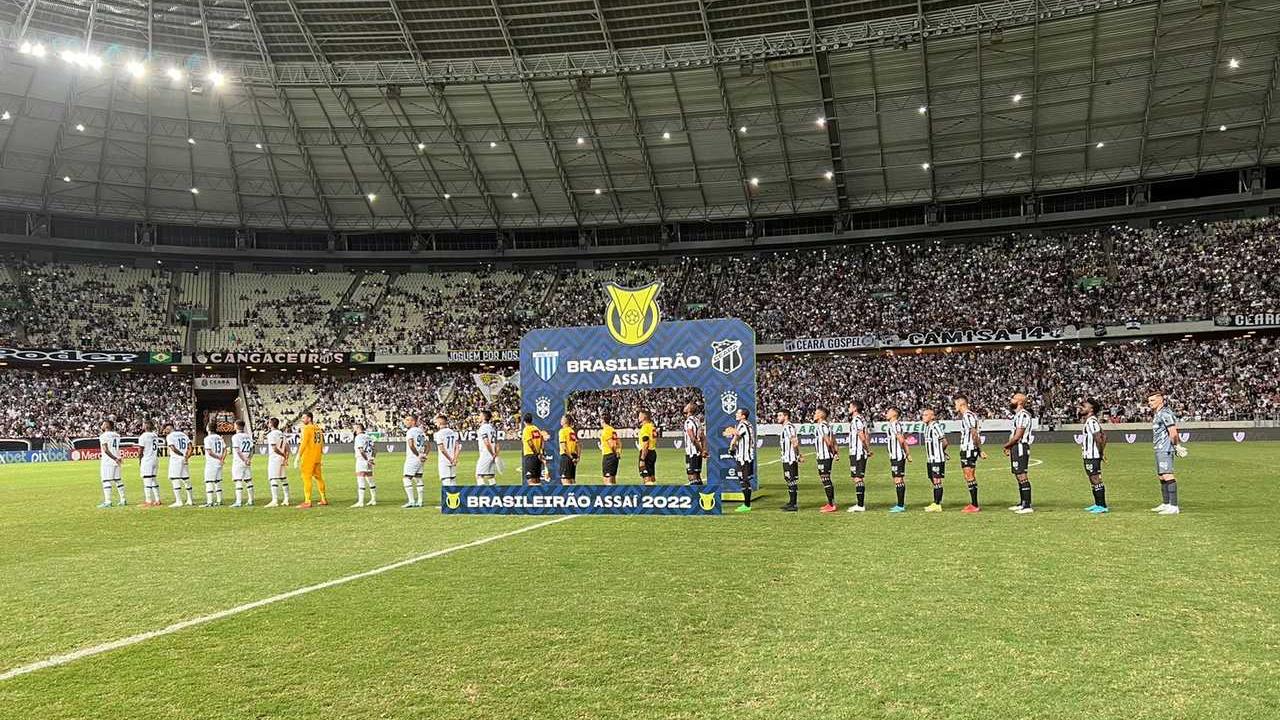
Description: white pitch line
0,515,575,682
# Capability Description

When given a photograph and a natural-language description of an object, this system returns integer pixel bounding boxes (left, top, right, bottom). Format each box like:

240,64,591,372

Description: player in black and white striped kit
953,394,986,513
885,407,911,512
777,410,802,511
728,408,756,513
921,408,948,512
1003,392,1036,514
1079,398,1109,513
683,403,708,485
813,407,839,513
846,401,872,513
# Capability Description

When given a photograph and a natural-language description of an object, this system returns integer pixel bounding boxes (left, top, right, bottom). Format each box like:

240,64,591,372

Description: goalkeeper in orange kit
297,412,327,508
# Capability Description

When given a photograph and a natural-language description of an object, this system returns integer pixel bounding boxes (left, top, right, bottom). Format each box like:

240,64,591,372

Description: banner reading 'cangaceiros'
441,485,721,515
191,350,375,366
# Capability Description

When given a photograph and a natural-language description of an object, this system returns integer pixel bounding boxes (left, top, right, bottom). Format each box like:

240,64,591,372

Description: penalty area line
0,515,576,682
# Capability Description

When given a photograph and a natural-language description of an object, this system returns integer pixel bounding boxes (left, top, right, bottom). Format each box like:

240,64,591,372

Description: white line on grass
0,515,576,682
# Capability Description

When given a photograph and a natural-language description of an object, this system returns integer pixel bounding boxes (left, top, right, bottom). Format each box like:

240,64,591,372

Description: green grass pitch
1,442,1278,719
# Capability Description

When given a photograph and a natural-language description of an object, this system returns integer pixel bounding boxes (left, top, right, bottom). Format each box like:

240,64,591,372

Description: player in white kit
165,422,195,507
98,420,125,508
202,423,227,507
475,410,500,485
230,420,255,507
434,415,461,493
137,420,162,507
264,417,291,507
353,423,377,507
403,414,429,508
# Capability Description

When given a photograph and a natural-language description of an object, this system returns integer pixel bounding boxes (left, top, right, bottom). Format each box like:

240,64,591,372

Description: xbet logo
603,282,662,346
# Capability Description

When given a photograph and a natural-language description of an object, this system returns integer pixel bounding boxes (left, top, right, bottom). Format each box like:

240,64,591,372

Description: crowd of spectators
757,336,1279,425
1,369,192,439
2,335,1274,440
1,216,1277,351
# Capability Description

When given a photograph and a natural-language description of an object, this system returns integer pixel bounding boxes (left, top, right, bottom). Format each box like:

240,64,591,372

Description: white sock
403,477,413,502
204,481,214,504
245,481,254,504
184,482,194,503
356,477,366,504
215,482,223,504
235,481,244,504
368,481,376,503
269,480,279,503
101,482,113,504
415,481,424,505
115,482,127,504
171,480,182,501
281,481,290,504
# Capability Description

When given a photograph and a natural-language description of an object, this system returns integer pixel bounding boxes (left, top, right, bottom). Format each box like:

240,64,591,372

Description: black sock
967,482,978,506
895,483,905,507
788,488,797,506
1166,481,1177,507
1019,480,1031,507
742,486,752,507
855,482,865,507
1092,483,1106,507
933,484,943,505
822,478,834,504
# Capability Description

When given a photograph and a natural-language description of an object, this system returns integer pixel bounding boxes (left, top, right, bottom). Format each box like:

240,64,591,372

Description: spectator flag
473,373,508,403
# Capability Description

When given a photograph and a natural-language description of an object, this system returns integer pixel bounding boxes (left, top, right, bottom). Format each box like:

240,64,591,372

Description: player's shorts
1155,451,1175,475
736,459,755,483
1083,457,1102,476
232,464,252,481
782,461,799,485
816,457,833,476
1009,445,1030,474
268,460,286,479
402,457,424,478
602,454,620,478
522,454,543,483
559,454,577,480
100,464,122,482
140,458,158,478
168,462,189,480
960,449,980,469
927,462,946,480
204,464,224,482
640,452,656,478
475,456,497,477
439,465,458,486
890,457,907,477
849,455,868,479
685,453,703,476
355,457,373,474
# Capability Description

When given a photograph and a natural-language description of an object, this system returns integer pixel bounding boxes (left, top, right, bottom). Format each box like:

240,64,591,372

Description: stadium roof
0,0,1276,232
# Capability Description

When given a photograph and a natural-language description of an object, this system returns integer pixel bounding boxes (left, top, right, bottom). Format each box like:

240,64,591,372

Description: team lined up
93,392,1187,515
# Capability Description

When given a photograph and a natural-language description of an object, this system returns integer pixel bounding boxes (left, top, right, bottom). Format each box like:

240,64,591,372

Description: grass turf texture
1,441,1277,719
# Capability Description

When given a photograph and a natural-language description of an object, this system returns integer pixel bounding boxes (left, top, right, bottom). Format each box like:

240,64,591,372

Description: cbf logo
720,390,739,415
711,339,743,374
532,350,559,381
604,282,661,346
535,396,552,419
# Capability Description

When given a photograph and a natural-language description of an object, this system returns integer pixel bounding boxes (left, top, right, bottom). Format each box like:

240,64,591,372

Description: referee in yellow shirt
558,414,580,485
521,413,547,485
600,413,621,485
637,410,657,485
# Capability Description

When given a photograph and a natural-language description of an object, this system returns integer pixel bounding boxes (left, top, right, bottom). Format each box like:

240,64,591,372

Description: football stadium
1,0,1279,717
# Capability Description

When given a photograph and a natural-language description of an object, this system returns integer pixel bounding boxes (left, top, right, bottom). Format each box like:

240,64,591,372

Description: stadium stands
3,336,1274,440
0,369,192,440
1,216,1276,353
13,262,180,351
